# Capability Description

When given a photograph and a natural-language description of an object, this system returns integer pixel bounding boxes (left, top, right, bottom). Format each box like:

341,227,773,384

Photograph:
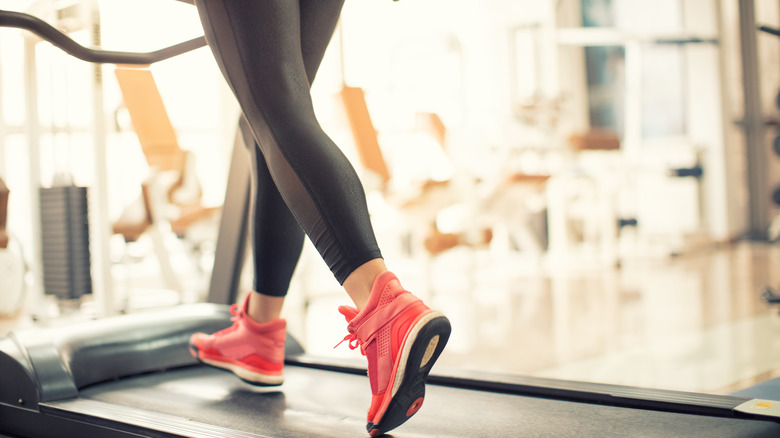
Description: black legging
196,0,383,295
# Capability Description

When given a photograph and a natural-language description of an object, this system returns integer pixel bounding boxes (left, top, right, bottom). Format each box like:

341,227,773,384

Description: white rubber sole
200,357,284,386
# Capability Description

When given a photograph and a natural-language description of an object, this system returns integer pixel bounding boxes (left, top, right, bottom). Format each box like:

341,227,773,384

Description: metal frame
0,9,206,65
738,0,770,239
206,117,252,305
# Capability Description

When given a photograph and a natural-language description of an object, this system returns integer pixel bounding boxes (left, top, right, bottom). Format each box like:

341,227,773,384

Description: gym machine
2,5,780,437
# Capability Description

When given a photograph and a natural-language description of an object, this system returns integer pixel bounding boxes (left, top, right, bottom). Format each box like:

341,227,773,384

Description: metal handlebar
758,25,780,38
0,9,206,65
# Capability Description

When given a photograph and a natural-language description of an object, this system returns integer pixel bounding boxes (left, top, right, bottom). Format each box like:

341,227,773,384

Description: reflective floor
291,241,780,395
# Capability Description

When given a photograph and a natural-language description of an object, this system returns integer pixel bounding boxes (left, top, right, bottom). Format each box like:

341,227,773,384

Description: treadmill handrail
0,9,206,65
759,25,780,38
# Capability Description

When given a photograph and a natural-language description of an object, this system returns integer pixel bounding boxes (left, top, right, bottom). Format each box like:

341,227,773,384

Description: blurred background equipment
0,177,25,316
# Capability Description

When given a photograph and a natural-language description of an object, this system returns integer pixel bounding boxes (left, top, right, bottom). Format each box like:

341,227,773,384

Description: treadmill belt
54,365,780,437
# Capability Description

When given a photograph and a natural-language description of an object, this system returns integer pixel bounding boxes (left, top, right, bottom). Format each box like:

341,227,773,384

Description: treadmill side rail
0,336,41,409
2,303,305,399
736,399,780,419
3,303,234,398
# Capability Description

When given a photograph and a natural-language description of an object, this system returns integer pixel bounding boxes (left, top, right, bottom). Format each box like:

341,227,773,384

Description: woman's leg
243,116,302,323
196,0,383,297
239,0,352,323
189,0,347,383
195,2,450,434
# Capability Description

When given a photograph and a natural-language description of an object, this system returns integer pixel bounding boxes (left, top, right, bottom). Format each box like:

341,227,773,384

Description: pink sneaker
189,292,285,386
338,271,451,436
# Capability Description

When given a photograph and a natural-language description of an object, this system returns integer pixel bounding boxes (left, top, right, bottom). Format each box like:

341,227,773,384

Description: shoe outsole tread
367,314,451,436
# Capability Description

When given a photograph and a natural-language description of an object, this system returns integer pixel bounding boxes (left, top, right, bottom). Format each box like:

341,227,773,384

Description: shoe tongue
337,305,359,322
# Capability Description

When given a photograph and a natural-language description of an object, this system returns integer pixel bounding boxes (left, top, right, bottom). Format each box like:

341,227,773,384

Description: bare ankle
343,259,387,310
247,292,285,324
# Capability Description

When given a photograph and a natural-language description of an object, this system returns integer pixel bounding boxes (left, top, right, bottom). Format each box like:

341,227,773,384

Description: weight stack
39,185,92,299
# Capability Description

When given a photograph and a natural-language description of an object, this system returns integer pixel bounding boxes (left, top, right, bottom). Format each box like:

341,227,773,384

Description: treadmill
3,6,780,438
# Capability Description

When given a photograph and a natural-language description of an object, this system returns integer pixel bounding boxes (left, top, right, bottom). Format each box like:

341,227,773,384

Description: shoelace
229,303,240,321
335,333,370,378
335,332,365,355
211,303,241,335
335,305,364,353
205,303,241,339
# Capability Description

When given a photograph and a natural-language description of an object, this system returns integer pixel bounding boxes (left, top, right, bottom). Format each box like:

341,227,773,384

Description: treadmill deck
43,364,780,438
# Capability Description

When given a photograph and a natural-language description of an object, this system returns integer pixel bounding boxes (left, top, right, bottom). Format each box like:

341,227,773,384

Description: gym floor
288,240,780,396
1,240,779,397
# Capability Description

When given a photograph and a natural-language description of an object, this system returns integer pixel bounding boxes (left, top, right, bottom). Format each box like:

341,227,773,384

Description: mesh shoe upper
190,292,286,377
